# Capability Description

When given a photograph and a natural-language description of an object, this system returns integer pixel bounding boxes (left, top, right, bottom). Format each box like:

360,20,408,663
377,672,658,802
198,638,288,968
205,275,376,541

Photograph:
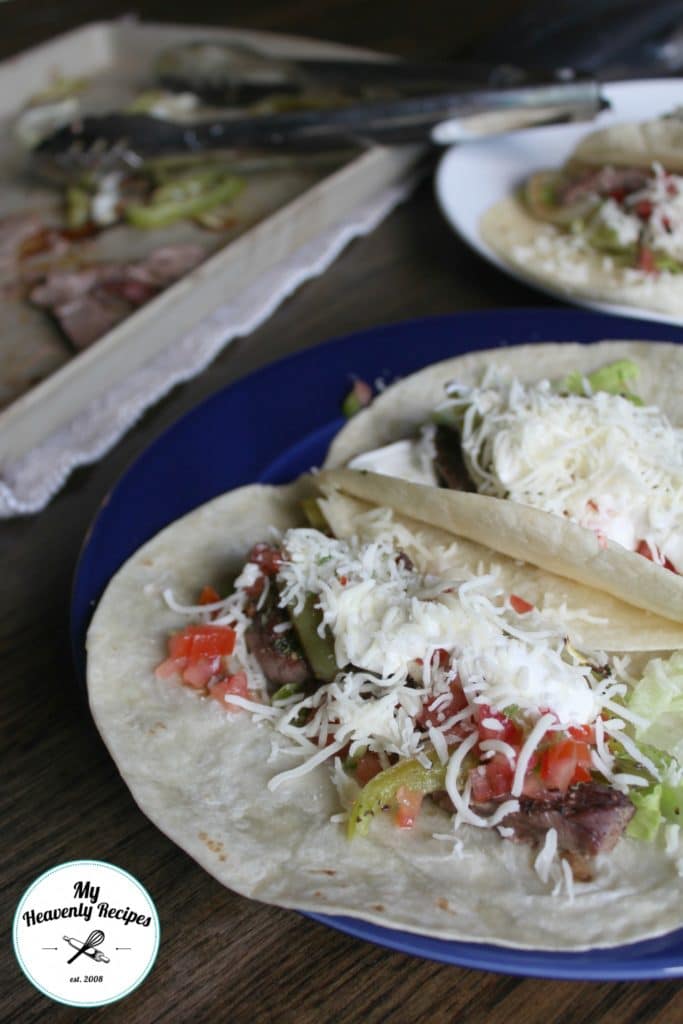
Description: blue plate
72,308,683,979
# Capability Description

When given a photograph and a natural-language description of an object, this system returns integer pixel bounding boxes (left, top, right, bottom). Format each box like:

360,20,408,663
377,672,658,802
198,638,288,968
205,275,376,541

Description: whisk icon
65,929,106,964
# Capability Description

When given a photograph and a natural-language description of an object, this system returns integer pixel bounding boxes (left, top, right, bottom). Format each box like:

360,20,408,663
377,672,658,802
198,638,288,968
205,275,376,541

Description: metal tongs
33,56,606,177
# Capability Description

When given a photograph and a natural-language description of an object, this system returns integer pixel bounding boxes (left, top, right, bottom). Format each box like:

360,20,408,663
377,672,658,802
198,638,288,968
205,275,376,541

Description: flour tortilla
571,116,683,172
324,340,683,628
479,199,683,318
87,479,683,951
478,116,683,316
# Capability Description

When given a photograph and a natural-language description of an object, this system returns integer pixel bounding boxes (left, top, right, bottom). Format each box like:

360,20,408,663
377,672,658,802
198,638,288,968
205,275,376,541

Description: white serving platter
436,79,683,326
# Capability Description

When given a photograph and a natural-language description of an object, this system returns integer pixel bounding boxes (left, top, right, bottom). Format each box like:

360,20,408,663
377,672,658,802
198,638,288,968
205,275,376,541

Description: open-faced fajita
87,465,683,951
479,115,683,316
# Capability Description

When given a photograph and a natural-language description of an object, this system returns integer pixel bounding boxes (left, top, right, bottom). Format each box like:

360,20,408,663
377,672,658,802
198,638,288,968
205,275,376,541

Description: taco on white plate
87,476,683,951
324,340,683,623
479,114,683,316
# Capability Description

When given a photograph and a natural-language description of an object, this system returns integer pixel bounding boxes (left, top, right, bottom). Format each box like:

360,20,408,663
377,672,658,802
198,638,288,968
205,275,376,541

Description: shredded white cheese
441,369,683,571
512,714,558,797
534,827,558,884
158,506,678,858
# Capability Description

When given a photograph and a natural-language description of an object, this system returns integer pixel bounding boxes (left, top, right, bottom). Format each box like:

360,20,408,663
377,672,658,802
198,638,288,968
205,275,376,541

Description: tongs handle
36,76,604,163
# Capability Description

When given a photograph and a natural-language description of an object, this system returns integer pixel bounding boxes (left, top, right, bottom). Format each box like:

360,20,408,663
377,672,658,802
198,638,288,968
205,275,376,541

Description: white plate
435,79,683,325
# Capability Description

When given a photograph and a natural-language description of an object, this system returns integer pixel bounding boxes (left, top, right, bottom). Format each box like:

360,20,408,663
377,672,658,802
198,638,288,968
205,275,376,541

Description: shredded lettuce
555,359,643,405
627,781,683,841
661,781,683,823
628,652,683,765
623,653,683,842
628,786,664,841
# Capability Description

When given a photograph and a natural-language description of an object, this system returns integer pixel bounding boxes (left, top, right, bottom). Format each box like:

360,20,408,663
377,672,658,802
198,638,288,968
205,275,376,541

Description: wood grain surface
2,2,682,1021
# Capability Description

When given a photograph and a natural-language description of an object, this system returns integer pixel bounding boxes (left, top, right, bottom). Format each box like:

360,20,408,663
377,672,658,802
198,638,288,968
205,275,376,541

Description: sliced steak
245,592,311,690
29,243,207,348
52,289,132,349
128,244,205,287
30,267,104,307
560,166,651,206
435,782,634,879
433,424,474,492
495,782,635,860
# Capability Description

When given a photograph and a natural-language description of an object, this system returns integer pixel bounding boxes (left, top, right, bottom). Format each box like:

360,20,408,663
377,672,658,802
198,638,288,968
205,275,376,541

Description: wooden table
2,3,682,1021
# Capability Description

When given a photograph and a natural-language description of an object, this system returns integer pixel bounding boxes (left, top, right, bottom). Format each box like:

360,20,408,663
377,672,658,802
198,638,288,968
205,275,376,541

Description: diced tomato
168,624,236,660
247,543,283,576
572,764,592,784
637,538,656,561
154,656,187,679
355,751,383,786
608,187,626,202
521,771,547,798
433,647,451,668
475,704,523,746
469,765,491,803
209,671,251,709
540,738,592,793
199,585,220,605
339,575,348,586
243,575,266,601
633,199,653,219
486,754,515,798
182,656,220,689
637,246,657,274
157,624,237,691
636,539,679,574
469,754,515,802
568,724,595,743
416,677,467,731
395,786,423,829
509,593,534,614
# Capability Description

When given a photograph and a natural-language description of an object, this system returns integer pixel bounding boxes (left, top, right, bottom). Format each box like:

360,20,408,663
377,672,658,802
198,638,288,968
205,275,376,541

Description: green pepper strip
65,185,92,230
125,175,244,229
289,593,339,685
342,391,364,418
347,754,447,840
271,681,305,704
654,252,683,273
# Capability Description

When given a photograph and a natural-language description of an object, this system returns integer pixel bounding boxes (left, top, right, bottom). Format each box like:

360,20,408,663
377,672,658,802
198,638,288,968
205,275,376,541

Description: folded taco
324,340,683,624
479,115,683,315
87,477,683,951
